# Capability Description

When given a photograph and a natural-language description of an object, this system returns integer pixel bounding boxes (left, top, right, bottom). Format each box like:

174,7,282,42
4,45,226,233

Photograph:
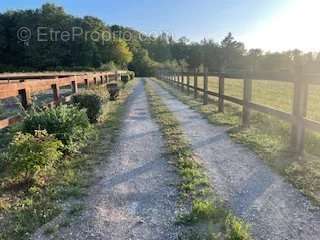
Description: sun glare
244,0,320,52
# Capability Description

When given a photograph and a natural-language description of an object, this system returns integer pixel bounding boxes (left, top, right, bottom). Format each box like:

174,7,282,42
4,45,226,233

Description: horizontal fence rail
0,70,131,129
0,72,92,82
158,69,320,156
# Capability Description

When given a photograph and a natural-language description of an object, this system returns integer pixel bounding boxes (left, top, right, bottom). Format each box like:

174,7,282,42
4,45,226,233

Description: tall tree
220,32,245,69
108,39,133,68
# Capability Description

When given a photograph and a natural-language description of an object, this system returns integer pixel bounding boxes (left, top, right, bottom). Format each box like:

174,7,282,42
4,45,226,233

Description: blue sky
1,0,319,51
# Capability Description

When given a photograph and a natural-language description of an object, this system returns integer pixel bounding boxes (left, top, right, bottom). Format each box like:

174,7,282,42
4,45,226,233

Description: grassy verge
145,81,252,240
0,80,137,240
154,78,320,204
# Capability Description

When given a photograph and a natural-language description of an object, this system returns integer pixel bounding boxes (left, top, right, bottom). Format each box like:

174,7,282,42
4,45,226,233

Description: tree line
1,4,320,76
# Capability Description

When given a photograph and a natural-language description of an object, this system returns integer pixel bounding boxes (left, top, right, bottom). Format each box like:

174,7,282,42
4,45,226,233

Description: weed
225,214,252,240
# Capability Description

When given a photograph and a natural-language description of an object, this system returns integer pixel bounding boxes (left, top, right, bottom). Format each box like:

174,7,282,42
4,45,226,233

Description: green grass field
189,76,320,122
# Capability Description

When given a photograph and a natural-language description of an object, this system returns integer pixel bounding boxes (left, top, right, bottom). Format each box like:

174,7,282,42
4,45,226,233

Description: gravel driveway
34,79,180,240
150,79,320,240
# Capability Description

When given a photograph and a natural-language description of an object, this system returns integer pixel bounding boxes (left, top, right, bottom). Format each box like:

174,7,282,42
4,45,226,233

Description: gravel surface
150,79,320,240
33,79,180,240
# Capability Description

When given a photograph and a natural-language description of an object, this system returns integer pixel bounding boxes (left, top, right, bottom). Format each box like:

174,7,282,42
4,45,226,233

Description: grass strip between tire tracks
145,80,252,240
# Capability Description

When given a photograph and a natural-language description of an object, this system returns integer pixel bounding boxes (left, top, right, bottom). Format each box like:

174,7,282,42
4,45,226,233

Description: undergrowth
0,80,137,240
145,81,252,240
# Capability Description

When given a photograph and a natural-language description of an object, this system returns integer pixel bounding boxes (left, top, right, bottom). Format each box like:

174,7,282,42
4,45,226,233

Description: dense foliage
23,105,91,152
8,130,63,180
72,92,103,123
1,3,319,75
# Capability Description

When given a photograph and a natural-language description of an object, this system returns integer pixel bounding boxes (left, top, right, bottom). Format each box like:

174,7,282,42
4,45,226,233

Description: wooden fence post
194,69,198,98
172,72,175,84
18,88,32,109
187,72,190,95
51,83,60,104
203,67,208,105
115,71,118,81
181,71,184,91
242,76,252,128
218,72,225,112
291,67,308,156
171,72,173,85
71,79,78,94
175,72,178,86
177,73,180,87
84,78,89,88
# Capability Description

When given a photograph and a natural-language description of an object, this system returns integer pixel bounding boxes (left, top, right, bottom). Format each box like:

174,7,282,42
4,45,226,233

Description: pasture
192,76,320,122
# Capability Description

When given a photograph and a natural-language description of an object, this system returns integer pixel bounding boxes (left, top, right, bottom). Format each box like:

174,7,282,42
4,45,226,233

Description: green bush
23,105,91,152
8,130,63,180
72,92,103,123
129,71,135,80
121,75,130,84
225,215,252,240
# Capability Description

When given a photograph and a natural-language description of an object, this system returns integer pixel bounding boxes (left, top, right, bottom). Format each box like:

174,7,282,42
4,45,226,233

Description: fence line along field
158,70,320,205
160,70,320,157
192,75,320,122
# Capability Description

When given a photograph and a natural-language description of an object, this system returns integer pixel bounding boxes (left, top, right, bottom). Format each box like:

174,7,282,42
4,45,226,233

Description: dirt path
34,79,180,240
150,79,320,240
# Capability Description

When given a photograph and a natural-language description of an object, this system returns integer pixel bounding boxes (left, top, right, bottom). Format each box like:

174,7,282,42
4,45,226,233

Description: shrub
23,105,91,152
129,71,135,80
121,74,130,84
225,214,251,240
72,92,103,123
8,130,63,180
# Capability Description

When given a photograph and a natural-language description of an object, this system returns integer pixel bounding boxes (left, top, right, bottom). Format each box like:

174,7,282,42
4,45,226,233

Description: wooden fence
158,69,320,156
0,70,131,129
